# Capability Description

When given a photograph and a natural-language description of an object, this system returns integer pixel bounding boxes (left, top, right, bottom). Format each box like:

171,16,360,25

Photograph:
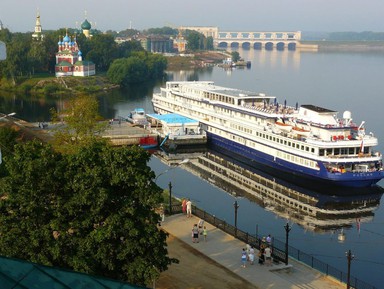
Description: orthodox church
55,28,96,77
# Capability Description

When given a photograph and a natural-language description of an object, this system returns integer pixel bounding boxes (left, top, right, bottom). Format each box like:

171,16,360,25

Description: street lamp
346,250,355,289
233,200,239,228
284,222,292,265
233,200,239,236
155,159,189,214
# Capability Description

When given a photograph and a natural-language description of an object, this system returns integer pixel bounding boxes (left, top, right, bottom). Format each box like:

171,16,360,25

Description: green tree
206,36,214,50
118,40,144,58
86,34,119,71
107,52,166,86
0,126,19,177
143,27,178,37
2,34,31,83
231,51,240,62
51,95,107,153
186,30,201,51
0,140,174,286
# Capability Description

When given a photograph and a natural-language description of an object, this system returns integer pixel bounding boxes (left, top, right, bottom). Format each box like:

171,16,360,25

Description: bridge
179,26,313,51
216,31,301,50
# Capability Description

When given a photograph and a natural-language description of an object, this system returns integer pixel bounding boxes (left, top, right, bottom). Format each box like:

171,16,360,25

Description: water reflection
155,148,383,233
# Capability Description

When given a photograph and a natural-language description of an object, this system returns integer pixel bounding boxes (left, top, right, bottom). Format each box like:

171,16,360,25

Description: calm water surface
1,49,384,287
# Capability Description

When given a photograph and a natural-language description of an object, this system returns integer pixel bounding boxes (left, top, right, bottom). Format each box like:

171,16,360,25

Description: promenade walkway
161,214,345,289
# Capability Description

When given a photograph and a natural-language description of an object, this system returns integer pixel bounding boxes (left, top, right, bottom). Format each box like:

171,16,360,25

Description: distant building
140,36,174,53
179,26,219,39
32,11,44,41
173,29,187,52
55,32,95,77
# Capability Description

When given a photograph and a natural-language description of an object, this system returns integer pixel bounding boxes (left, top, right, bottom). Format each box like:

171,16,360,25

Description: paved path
161,214,345,289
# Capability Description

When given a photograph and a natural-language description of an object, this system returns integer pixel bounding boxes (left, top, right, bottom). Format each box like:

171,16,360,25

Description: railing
168,203,377,289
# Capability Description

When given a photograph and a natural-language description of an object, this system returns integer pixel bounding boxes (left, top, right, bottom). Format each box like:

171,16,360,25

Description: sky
1,0,384,33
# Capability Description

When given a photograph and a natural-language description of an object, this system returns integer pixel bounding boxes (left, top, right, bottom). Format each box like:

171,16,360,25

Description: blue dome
63,35,70,42
58,41,62,45
78,51,82,56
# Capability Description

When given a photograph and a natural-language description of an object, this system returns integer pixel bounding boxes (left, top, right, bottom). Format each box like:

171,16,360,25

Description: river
1,48,384,288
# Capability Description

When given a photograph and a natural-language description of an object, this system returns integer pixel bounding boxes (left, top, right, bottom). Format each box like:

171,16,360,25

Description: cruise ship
152,81,384,188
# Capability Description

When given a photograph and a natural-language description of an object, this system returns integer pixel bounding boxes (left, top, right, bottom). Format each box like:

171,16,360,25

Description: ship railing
167,205,377,289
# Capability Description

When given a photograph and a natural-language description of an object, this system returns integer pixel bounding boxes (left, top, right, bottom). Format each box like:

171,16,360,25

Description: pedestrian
266,234,272,245
258,245,265,265
249,246,255,257
186,198,192,218
198,219,204,234
248,251,255,265
246,244,251,260
264,246,272,266
182,199,187,215
203,226,207,242
241,248,247,268
192,224,199,243
159,204,165,222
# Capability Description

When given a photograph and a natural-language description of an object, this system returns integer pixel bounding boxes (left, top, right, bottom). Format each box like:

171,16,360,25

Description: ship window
334,148,340,155
349,148,354,154
311,148,315,153
326,148,332,155
319,149,325,156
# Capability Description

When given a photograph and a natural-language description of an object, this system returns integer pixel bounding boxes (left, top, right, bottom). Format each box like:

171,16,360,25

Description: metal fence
169,203,377,289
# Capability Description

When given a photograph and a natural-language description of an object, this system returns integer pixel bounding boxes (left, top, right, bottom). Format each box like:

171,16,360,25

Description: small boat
127,108,149,126
292,126,311,137
139,135,158,149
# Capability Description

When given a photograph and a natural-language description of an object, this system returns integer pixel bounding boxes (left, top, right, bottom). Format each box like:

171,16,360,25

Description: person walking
186,199,192,218
192,224,199,243
258,245,265,265
241,248,247,268
203,226,208,242
182,198,187,215
264,246,272,266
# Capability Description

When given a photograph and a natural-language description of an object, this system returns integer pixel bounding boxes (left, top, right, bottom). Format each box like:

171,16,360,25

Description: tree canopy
107,52,167,86
0,139,173,286
50,94,107,154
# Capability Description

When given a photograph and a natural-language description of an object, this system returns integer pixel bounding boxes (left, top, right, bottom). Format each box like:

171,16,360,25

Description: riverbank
166,51,229,69
302,40,384,52
0,74,120,96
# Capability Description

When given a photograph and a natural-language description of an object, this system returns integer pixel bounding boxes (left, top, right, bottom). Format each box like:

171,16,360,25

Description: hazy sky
1,0,383,33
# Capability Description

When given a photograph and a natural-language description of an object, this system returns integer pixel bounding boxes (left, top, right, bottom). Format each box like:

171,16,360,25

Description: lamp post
155,159,189,215
168,181,172,214
233,199,239,236
346,250,354,289
233,200,239,228
284,222,291,265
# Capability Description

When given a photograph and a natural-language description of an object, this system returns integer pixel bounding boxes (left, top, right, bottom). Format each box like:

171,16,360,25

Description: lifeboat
275,121,292,132
292,126,311,137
